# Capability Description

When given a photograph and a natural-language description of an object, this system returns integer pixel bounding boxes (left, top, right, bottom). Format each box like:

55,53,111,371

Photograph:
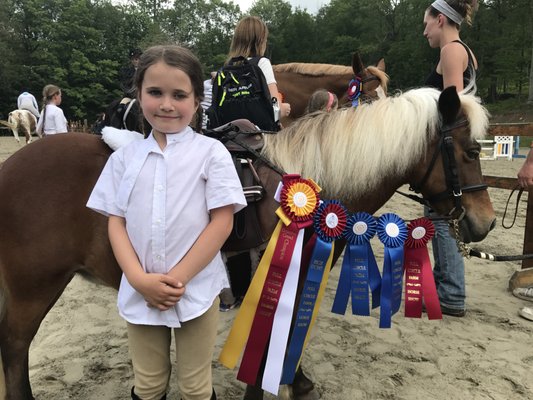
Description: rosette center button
293,192,308,208
325,213,339,229
385,223,400,238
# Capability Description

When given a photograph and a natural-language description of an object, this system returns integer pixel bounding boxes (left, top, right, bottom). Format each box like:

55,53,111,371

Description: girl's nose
160,96,174,111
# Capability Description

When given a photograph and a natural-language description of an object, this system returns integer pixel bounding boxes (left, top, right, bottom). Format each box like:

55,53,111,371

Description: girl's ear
437,13,446,26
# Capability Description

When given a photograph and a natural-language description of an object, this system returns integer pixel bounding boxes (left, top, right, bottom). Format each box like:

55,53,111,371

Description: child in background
36,84,68,135
87,45,246,400
305,89,338,114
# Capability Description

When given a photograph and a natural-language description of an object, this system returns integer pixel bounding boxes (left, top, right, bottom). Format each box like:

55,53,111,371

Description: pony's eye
466,149,480,160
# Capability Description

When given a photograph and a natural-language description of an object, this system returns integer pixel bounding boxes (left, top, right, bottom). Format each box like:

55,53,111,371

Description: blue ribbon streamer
280,236,331,384
281,201,347,384
377,213,407,328
332,212,378,315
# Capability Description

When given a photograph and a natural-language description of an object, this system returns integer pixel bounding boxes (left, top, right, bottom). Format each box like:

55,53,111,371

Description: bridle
361,75,383,103
401,118,488,221
347,74,383,106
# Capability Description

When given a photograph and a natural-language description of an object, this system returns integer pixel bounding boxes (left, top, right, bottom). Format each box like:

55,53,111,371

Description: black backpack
206,56,280,132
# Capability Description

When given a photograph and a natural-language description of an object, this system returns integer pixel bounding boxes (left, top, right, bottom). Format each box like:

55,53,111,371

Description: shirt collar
147,126,195,147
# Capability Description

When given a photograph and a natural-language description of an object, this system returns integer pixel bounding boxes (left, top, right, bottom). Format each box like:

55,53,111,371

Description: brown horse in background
274,52,387,126
0,87,495,400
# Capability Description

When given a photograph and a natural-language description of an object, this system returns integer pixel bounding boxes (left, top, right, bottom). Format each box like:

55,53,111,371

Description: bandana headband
431,0,464,25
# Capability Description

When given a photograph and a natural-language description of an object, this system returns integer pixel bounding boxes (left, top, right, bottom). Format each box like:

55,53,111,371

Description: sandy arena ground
1,133,533,400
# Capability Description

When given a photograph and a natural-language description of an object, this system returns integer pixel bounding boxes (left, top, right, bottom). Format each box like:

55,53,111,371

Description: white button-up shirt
87,127,247,327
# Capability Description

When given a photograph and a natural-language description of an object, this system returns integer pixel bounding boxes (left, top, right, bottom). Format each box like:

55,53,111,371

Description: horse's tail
0,120,15,130
2,115,20,142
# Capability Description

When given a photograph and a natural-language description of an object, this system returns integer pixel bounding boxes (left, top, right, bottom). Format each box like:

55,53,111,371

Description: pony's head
349,52,388,104
262,86,495,243
408,86,496,243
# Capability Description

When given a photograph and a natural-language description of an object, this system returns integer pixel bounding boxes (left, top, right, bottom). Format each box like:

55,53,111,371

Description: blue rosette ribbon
281,200,347,385
347,76,362,107
331,212,379,316
377,213,408,328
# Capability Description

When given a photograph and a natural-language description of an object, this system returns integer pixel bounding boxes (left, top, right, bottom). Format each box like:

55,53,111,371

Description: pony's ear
376,58,386,72
352,52,365,75
438,86,461,125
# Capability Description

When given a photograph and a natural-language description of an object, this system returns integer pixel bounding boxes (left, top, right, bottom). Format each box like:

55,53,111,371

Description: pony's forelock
366,65,389,93
262,87,488,200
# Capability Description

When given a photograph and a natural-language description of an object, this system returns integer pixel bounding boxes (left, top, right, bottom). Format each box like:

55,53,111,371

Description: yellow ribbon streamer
219,220,283,368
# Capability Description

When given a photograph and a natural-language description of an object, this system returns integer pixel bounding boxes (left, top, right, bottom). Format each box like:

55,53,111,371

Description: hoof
291,387,320,400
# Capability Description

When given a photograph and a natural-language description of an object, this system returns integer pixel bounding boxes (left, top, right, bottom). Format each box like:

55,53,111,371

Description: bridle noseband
408,118,488,220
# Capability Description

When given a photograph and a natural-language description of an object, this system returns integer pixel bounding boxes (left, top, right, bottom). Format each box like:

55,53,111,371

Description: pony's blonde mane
273,63,352,76
262,87,489,200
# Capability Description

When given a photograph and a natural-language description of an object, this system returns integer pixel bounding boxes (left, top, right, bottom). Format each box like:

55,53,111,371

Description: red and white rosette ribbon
404,217,442,319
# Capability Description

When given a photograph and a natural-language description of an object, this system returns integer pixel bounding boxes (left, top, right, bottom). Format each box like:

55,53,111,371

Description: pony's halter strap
409,118,487,220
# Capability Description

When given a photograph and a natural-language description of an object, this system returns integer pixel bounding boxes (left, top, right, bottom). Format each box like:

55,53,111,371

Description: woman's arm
440,42,469,91
108,215,184,310
518,149,533,189
168,205,234,284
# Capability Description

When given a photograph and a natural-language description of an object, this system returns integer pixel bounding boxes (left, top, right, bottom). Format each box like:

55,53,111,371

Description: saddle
205,119,270,252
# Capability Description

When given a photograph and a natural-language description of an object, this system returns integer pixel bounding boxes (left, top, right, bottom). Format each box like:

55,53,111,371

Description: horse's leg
243,384,264,400
289,366,319,400
0,271,73,400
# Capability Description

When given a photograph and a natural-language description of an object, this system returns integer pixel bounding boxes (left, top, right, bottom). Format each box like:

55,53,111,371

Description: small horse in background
274,52,387,126
0,110,40,144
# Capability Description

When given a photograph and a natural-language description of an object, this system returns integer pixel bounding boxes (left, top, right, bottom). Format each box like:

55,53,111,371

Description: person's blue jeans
425,206,466,310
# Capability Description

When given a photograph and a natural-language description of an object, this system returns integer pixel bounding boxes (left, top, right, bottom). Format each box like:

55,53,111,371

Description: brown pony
0,87,495,400
274,52,387,126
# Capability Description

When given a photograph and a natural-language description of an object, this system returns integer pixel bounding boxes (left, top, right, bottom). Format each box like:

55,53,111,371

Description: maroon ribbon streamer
404,218,442,320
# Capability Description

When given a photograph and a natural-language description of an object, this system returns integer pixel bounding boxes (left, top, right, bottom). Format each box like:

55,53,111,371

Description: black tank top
425,40,475,90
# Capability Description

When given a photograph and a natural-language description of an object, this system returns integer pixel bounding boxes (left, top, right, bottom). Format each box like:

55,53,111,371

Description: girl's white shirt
87,127,247,327
36,104,67,135
256,57,276,85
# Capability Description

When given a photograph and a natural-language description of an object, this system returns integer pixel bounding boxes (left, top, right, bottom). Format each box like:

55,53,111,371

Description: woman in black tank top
423,0,478,92
421,0,479,318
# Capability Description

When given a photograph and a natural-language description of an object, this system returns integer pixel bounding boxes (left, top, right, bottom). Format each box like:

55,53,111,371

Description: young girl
305,89,338,114
87,45,247,400
422,0,478,318
36,84,68,135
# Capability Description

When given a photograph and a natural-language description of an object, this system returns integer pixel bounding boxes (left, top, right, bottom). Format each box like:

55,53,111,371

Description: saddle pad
102,126,143,151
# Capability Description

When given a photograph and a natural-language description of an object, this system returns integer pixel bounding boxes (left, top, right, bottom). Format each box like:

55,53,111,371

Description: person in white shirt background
36,84,68,136
87,44,246,400
17,90,40,119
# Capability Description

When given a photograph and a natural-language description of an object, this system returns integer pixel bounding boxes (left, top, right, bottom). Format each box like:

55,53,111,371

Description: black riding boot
131,387,167,400
180,388,216,400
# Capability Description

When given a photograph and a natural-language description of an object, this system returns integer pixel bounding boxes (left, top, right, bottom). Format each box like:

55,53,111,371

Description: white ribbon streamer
261,228,305,395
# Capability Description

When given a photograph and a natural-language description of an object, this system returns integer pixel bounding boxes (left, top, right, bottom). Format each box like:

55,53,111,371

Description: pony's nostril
489,218,497,231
